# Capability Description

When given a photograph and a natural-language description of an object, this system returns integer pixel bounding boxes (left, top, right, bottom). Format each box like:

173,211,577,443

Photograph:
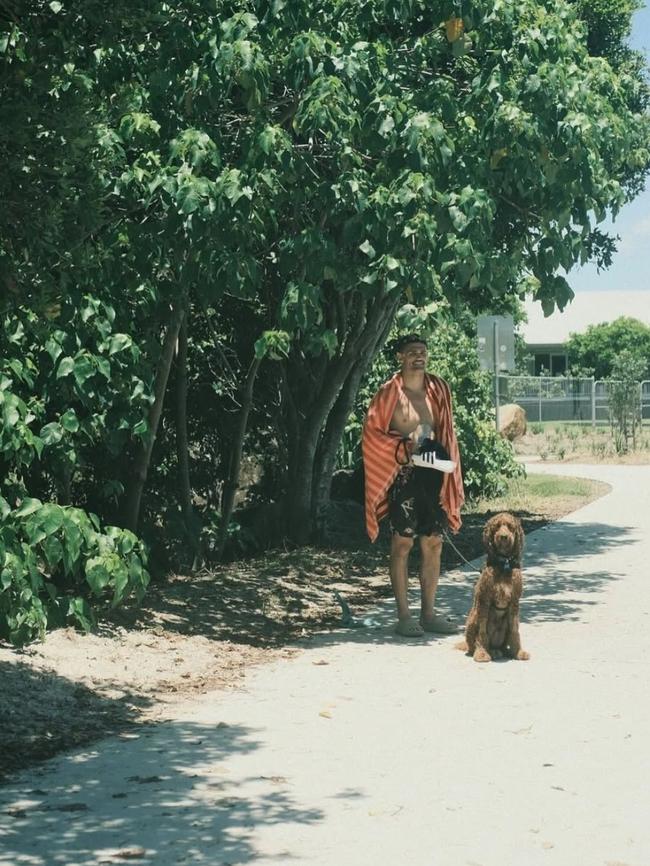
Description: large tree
2,0,649,557
206,0,649,540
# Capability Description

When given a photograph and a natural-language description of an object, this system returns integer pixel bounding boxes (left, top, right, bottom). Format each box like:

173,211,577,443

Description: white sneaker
412,452,456,473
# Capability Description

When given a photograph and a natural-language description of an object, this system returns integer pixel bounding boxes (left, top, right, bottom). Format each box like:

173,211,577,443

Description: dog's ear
482,515,497,553
514,517,525,555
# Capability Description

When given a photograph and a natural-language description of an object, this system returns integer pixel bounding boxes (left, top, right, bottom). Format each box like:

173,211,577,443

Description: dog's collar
488,554,520,573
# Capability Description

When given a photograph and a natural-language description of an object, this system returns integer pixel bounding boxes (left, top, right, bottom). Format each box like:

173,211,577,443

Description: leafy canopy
567,316,650,379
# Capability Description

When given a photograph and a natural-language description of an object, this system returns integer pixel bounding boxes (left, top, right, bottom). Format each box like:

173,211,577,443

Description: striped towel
362,372,464,541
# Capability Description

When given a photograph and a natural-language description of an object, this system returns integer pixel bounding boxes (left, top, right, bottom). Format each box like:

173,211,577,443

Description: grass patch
519,474,596,498
466,473,609,518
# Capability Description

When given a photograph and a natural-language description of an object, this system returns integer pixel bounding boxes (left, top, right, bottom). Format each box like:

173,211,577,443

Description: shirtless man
363,334,462,637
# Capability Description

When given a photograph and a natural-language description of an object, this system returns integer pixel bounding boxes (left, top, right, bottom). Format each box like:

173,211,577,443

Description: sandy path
1,463,649,866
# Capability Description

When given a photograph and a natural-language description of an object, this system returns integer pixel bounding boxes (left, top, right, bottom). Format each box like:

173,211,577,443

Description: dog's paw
516,649,530,661
473,648,491,663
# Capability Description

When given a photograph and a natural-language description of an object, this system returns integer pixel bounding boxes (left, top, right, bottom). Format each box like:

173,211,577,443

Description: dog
459,512,530,663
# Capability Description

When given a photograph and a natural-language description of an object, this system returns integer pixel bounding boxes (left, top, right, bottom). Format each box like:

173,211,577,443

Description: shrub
0,497,149,645
608,350,645,452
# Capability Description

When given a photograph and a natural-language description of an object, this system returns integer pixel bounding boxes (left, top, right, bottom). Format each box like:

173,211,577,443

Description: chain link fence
496,376,650,424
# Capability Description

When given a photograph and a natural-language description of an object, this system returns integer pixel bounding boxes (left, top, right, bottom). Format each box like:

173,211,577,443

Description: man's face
397,341,428,372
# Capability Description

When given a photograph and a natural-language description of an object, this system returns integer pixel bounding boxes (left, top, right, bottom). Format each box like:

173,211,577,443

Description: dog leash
443,529,482,577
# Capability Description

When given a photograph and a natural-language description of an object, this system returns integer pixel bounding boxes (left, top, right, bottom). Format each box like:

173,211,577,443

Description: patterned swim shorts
388,458,447,538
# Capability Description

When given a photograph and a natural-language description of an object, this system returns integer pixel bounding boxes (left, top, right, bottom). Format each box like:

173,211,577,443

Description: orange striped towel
362,372,464,541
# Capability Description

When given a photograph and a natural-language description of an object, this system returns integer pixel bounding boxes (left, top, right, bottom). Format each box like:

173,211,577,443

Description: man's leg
419,534,457,633
390,534,424,635
419,533,442,618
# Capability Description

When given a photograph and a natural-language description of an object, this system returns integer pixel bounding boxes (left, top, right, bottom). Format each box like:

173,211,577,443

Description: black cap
394,333,427,352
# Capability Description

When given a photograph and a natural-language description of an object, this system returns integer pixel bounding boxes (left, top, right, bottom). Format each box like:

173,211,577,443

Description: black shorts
388,463,447,538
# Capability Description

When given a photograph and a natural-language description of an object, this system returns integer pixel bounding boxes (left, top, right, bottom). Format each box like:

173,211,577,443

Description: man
362,334,464,637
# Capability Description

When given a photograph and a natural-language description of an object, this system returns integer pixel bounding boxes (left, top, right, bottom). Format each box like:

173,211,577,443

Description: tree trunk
123,306,184,533
175,315,191,516
216,354,262,559
310,298,399,541
283,292,398,544
283,345,361,543
174,314,202,568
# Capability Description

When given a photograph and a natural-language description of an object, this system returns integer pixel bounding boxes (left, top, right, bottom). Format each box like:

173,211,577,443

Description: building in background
520,291,650,376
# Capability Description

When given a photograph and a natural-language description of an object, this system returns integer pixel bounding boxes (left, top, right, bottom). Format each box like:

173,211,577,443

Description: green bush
0,497,149,645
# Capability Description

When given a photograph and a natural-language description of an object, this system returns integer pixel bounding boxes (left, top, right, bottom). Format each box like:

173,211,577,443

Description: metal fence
496,376,650,424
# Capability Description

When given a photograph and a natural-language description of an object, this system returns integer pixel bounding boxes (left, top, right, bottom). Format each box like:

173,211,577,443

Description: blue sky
568,2,650,293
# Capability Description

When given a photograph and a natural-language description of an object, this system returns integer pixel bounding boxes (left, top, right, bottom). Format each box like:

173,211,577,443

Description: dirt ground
0,490,607,783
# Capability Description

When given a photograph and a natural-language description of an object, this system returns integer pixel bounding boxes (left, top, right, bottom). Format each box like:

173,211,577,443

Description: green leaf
36,504,65,536
2,394,21,428
60,409,79,432
131,559,150,601
133,419,148,437
255,330,290,360
259,126,275,154
73,355,94,387
108,334,132,355
222,169,244,204
378,115,395,137
110,557,130,606
359,239,376,258
40,422,64,446
119,112,161,141
49,1,63,12
42,535,64,571
61,518,82,574
14,498,42,518
67,597,94,632
85,556,111,594
56,357,75,379
320,329,338,357
176,182,202,214
95,357,111,380
45,338,64,364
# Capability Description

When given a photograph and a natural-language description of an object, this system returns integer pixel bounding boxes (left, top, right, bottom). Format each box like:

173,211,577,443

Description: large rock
499,403,527,440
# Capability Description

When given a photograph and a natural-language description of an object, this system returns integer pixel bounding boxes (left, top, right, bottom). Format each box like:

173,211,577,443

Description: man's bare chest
390,390,434,437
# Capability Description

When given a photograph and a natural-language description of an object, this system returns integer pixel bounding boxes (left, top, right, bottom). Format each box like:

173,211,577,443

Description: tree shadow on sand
0,718,324,865
0,660,153,781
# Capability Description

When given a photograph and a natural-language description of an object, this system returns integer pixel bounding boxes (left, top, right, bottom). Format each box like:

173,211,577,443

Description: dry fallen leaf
506,725,533,735
319,710,332,719
113,848,147,860
312,660,329,666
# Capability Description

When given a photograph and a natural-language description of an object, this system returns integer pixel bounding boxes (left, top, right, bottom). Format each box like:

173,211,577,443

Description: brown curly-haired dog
460,512,530,663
